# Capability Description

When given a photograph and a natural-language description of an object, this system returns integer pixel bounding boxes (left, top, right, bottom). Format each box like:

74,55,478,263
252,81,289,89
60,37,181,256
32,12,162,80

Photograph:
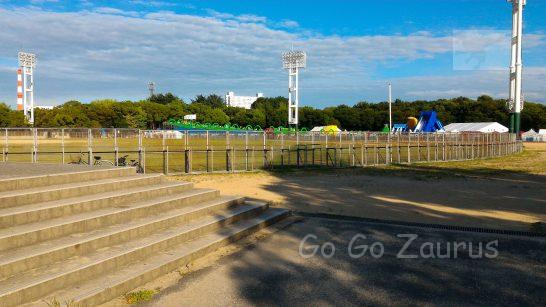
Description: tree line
0,93,545,131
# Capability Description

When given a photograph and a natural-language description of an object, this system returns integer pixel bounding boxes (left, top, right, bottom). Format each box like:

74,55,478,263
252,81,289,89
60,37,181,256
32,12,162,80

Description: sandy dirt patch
175,145,546,232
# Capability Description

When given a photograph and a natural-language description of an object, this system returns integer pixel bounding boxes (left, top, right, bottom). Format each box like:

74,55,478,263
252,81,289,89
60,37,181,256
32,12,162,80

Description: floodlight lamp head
18,52,36,68
282,50,306,69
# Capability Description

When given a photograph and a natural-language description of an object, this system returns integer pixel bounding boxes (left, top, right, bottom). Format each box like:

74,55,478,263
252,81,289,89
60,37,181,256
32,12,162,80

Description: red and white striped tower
16,68,23,111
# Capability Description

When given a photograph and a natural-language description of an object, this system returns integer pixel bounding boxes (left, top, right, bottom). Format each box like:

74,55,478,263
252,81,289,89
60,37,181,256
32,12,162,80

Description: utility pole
388,82,392,132
508,0,525,135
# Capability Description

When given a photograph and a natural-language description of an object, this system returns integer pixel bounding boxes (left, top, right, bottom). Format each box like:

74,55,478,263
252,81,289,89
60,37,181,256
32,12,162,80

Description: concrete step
0,195,243,280
0,167,136,193
0,188,220,252
0,181,194,228
35,207,289,307
0,174,164,209
0,203,276,306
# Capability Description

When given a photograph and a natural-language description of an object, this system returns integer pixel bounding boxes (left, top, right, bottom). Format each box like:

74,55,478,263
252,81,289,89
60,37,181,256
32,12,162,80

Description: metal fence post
384,144,388,165
3,128,7,162
245,131,249,171
226,147,231,172
407,133,411,164
185,149,191,173
138,129,143,168
162,130,166,151
434,133,438,161
142,148,146,174
32,128,37,163
417,134,421,161
114,129,118,166
163,146,169,175
397,133,401,163
61,128,65,164
426,133,430,162
364,133,368,166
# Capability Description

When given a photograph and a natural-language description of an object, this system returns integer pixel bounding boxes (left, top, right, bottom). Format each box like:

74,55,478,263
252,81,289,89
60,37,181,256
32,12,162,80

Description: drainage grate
295,212,544,238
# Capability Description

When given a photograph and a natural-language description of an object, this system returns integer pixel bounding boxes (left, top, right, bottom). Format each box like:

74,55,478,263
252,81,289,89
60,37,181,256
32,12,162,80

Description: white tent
522,129,546,142
522,129,537,137
443,122,508,133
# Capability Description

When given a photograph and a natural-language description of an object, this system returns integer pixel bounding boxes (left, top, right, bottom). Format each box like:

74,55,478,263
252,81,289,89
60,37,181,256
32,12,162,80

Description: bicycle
69,152,115,166
117,154,144,173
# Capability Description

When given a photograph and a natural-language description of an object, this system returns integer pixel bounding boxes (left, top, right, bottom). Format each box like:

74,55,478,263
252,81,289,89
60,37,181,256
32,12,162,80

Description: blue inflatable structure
391,111,445,133
414,111,444,132
392,123,408,133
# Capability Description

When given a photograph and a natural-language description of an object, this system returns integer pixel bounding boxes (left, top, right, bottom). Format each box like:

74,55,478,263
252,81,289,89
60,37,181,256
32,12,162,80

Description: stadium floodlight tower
148,81,156,97
282,50,306,127
18,52,37,125
507,0,526,134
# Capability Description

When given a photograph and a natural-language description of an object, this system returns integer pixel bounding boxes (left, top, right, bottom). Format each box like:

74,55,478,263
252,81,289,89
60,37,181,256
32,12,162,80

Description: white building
35,105,54,110
443,122,509,133
225,92,263,109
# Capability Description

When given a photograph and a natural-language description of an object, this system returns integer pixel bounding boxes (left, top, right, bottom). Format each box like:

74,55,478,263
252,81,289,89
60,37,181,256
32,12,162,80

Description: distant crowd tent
310,125,341,133
443,122,509,133
523,129,546,142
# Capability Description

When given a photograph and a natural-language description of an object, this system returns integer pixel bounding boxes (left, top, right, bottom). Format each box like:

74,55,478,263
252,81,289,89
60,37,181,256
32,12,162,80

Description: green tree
149,93,182,105
0,103,27,127
192,94,225,109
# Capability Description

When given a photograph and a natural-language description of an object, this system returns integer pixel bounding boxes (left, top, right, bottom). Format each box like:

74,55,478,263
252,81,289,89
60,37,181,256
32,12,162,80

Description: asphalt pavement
147,217,545,306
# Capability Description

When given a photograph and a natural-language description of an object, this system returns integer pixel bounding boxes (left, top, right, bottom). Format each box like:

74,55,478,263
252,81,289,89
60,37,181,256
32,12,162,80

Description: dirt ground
175,142,546,232
100,143,545,306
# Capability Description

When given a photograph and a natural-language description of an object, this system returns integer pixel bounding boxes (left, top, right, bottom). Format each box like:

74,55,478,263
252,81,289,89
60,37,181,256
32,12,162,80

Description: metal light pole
388,82,392,132
18,52,36,125
148,82,156,98
508,0,525,134
282,50,306,129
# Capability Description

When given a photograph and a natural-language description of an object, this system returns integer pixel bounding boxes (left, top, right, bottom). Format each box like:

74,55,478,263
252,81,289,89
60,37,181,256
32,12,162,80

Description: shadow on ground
151,150,546,305
229,219,545,306
149,218,546,306
252,164,546,233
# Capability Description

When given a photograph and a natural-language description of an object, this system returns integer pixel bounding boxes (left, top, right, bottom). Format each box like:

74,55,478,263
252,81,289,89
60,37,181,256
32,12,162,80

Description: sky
0,0,545,108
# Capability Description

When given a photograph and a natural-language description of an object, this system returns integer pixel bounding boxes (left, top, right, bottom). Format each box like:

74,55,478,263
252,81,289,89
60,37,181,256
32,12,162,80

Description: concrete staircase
0,167,288,306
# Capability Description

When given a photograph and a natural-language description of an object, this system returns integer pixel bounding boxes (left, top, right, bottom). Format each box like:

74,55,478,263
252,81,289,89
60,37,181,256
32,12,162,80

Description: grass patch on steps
43,297,75,307
124,289,156,304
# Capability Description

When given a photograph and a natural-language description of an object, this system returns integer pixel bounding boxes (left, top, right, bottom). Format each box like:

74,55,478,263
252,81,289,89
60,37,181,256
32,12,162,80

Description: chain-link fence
0,128,523,174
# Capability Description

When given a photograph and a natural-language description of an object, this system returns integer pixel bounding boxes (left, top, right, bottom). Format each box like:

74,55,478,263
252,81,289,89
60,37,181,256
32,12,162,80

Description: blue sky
0,0,545,107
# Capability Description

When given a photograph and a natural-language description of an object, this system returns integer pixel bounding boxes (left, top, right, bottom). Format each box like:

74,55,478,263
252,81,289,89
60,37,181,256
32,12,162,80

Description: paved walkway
144,218,545,306
0,162,113,179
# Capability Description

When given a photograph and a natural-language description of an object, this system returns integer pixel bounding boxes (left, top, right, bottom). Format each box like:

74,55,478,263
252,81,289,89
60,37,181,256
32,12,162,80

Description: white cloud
395,67,546,102
278,20,299,28
129,0,178,8
0,6,544,106
93,7,140,17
